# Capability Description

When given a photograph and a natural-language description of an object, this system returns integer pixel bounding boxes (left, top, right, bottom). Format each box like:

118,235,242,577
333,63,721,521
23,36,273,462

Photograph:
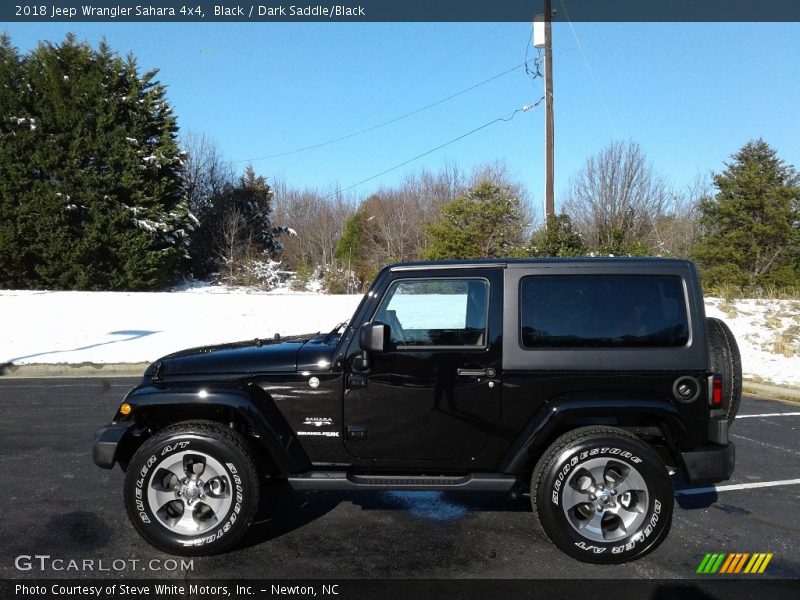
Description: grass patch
719,302,739,318
704,284,800,300
756,284,800,300
764,314,783,330
706,283,740,302
772,325,800,358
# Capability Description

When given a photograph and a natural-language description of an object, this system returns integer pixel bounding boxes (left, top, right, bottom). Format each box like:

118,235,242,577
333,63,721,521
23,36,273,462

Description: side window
519,275,690,348
374,278,489,348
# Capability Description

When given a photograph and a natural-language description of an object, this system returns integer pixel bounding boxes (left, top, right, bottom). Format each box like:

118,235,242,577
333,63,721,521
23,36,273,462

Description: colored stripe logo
696,553,773,574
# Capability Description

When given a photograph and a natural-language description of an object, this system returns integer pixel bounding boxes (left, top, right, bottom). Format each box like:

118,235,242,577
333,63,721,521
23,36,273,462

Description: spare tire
706,317,743,422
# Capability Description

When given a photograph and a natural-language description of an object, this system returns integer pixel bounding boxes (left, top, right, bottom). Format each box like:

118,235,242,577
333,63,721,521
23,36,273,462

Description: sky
5,21,800,219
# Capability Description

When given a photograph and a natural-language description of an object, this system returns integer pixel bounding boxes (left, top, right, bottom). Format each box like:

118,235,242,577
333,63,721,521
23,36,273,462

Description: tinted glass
520,275,689,348
375,279,488,347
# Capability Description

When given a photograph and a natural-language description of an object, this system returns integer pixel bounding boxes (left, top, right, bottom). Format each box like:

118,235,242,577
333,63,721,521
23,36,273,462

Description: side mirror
359,322,388,354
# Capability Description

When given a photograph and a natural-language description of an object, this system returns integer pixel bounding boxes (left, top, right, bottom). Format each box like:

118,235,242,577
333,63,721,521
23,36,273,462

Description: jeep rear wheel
124,420,259,556
706,317,743,422
532,426,673,564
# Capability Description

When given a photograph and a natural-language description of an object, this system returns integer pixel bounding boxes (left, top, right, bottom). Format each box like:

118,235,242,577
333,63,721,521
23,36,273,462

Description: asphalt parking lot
1,377,799,580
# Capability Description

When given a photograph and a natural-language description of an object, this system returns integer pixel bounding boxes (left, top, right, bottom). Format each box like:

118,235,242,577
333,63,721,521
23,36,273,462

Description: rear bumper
92,423,134,469
680,442,735,486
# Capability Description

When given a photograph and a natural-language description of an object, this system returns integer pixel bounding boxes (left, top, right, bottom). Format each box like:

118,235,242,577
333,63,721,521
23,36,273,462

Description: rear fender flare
500,397,690,475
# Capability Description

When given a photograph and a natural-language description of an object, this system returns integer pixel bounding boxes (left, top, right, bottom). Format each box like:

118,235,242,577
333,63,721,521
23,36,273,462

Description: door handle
457,368,488,377
348,374,367,388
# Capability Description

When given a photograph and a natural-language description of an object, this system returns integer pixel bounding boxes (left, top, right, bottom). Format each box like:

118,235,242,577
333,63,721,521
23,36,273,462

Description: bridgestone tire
124,421,259,556
706,317,743,422
531,426,674,564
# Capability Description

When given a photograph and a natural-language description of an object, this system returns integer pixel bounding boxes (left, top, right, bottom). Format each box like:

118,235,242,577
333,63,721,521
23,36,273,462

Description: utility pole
534,2,555,221
544,0,555,220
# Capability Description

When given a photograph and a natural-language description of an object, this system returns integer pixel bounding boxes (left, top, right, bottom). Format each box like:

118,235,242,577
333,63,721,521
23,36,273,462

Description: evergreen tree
530,213,587,257
596,227,652,257
424,181,526,259
694,139,800,288
0,34,192,290
0,35,27,284
334,208,372,288
190,164,288,277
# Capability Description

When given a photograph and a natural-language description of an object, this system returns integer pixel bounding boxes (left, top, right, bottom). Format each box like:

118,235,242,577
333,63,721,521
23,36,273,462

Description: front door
343,268,503,463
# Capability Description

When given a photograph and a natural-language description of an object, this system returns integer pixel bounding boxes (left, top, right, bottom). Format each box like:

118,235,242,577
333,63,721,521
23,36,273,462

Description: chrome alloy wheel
146,450,233,535
560,457,649,543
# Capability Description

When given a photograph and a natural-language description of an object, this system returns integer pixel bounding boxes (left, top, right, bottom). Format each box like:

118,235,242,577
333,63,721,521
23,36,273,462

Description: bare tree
562,141,671,254
271,178,356,271
216,204,250,281
653,174,709,258
180,130,234,215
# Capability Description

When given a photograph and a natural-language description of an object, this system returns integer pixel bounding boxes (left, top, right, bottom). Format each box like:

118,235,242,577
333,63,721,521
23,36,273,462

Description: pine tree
530,213,587,257
189,163,288,277
694,139,800,288
424,181,526,259
0,34,28,285
335,209,370,286
0,35,192,290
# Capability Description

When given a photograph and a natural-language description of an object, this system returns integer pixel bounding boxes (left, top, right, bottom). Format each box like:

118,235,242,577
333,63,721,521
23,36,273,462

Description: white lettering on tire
552,446,642,505
550,445,661,555
133,441,244,545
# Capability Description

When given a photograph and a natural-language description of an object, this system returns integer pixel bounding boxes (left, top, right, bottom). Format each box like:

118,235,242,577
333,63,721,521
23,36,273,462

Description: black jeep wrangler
93,258,740,564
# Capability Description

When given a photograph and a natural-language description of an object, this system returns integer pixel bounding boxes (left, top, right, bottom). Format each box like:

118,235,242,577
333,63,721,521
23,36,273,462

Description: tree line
1,35,798,294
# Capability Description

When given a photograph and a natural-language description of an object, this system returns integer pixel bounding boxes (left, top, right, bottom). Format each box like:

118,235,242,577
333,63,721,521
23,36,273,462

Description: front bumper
92,422,135,469
680,442,735,486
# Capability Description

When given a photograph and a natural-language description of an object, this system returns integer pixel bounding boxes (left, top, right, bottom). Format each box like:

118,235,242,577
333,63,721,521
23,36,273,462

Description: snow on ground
0,289,797,386
704,297,799,386
0,289,362,366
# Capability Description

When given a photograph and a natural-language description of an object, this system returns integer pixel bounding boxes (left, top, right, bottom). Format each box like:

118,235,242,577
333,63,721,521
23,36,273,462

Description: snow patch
704,297,799,386
0,289,362,365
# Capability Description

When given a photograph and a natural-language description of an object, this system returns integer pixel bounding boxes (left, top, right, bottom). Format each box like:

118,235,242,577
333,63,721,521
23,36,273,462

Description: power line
232,62,535,165
324,25,503,146
559,0,619,138
326,98,545,199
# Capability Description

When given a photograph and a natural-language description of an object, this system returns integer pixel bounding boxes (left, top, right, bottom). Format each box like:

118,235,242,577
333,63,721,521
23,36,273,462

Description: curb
742,381,800,404
1,362,149,378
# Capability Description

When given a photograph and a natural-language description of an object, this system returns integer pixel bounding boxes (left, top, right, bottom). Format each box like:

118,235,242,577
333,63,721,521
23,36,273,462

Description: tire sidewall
707,317,743,421
536,435,673,563
124,432,254,555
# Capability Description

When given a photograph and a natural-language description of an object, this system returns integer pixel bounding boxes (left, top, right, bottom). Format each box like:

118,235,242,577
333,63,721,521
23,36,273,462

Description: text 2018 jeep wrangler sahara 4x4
93,258,740,564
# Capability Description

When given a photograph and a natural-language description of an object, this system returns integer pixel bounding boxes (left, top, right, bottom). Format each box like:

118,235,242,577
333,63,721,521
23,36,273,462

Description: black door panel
344,269,503,463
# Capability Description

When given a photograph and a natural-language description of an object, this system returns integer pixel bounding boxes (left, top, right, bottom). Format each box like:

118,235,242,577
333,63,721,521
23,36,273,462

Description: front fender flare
121,383,311,474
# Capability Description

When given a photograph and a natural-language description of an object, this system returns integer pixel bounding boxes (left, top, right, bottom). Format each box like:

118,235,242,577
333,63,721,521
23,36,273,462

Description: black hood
145,333,322,379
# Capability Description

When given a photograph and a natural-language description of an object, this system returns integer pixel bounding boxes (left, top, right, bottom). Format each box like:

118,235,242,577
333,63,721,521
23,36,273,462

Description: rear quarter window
519,274,689,348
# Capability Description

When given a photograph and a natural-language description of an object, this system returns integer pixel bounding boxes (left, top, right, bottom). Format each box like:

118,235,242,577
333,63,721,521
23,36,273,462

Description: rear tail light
710,374,723,407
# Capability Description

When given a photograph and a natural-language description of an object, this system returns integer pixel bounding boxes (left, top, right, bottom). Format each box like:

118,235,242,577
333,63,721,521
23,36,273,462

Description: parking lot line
731,433,800,456
736,412,800,419
676,478,800,496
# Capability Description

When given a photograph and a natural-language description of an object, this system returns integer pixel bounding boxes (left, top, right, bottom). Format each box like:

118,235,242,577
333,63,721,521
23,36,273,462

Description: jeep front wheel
123,420,259,556
531,426,673,564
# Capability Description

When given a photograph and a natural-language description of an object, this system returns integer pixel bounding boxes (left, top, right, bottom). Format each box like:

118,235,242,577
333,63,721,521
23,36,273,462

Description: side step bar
288,472,517,492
